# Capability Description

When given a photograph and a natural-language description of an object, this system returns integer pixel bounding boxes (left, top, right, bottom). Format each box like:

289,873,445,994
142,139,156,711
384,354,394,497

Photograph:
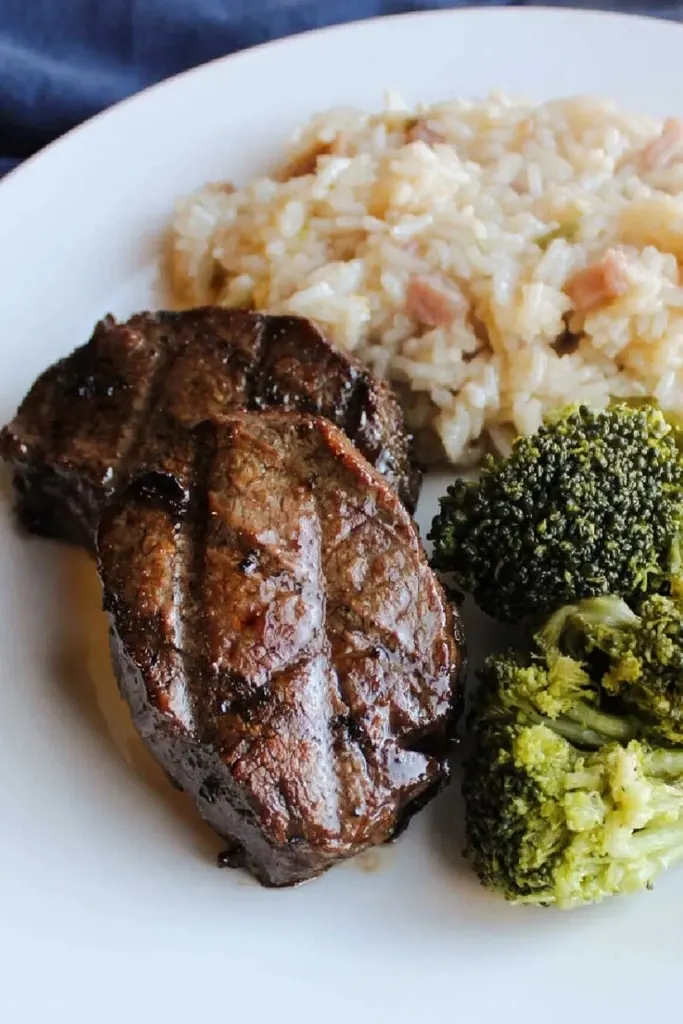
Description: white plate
1,8,681,1020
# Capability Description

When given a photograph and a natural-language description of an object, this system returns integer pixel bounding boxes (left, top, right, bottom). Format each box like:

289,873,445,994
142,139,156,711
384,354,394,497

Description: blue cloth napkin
1,0,682,176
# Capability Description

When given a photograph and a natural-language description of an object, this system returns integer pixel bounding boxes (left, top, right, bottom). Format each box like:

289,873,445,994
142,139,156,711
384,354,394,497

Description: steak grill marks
0,309,421,551
98,413,462,885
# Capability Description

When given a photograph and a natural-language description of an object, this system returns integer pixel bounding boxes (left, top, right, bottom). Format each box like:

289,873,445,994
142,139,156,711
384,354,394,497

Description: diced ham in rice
565,250,630,312
171,94,683,464
640,118,683,170
406,275,467,327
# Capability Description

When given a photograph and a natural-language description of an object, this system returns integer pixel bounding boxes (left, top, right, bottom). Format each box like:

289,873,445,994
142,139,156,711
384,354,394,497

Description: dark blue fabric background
1,0,681,178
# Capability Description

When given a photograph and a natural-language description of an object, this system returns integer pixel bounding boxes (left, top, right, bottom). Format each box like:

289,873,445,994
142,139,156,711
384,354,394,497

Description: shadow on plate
51,543,222,864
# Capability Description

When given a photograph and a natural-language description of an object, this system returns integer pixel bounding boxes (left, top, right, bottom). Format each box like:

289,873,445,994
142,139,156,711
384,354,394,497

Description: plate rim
2,4,683,202
3,5,683,1012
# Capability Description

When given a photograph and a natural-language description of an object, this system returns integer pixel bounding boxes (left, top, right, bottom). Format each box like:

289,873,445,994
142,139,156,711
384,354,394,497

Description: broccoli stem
647,748,683,777
526,702,636,748
628,825,683,866
538,596,638,652
508,691,637,748
556,704,636,746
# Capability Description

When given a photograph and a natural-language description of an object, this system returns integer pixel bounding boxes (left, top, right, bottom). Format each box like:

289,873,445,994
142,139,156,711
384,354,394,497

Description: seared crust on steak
1,309,420,548
98,411,462,886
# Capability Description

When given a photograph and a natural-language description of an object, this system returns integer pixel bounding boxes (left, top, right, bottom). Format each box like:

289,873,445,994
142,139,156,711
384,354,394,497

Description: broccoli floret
474,646,638,748
463,721,683,907
429,404,683,623
539,594,683,744
464,617,683,907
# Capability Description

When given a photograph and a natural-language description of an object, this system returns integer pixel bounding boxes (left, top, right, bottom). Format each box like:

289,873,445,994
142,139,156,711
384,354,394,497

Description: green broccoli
463,721,683,907
538,594,683,745
464,643,683,906
429,404,683,623
472,645,639,748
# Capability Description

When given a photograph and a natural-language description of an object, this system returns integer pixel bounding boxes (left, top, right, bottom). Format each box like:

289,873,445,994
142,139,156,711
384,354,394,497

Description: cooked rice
170,93,683,465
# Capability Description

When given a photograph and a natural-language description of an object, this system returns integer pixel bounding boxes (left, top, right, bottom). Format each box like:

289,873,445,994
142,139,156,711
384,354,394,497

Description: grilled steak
98,412,462,887
0,308,420,549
